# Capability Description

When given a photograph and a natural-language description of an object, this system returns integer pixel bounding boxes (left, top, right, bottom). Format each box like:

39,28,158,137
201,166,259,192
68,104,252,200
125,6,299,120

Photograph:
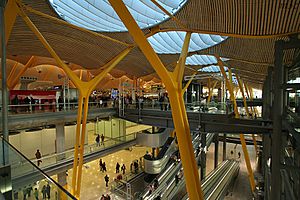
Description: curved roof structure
4,0,300,90
148,32,227,54
49,0,187,32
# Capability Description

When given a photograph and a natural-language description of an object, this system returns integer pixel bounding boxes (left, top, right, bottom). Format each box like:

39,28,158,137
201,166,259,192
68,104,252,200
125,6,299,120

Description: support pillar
262,68,272,173
214,134,219,169
56,122,67,200
200,133,206,180
1,0,9,165
223,134,227,160
271,40,285,200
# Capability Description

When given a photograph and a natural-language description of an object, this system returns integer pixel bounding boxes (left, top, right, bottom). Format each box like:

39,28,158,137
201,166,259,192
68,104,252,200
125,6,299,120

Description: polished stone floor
15,132,258,200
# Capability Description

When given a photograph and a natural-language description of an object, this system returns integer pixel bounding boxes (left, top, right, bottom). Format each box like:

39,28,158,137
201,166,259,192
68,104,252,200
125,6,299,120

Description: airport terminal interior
0,0,299,200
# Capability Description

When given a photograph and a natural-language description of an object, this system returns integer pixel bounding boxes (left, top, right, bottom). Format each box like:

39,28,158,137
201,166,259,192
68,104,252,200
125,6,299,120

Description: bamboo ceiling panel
162,0,300,36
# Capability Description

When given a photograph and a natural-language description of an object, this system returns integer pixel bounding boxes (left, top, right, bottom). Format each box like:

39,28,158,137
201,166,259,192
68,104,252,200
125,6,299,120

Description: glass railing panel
8,133,137,179
0,136,77,200
5,101,115,115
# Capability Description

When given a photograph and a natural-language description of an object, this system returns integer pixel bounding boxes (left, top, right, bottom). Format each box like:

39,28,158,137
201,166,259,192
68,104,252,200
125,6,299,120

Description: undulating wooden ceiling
5,0,300,89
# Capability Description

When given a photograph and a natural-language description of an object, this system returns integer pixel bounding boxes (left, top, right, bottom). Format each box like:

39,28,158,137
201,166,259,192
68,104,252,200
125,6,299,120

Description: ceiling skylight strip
50,0,187,32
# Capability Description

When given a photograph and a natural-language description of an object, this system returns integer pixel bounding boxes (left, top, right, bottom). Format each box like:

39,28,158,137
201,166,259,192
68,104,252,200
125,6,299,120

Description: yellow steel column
244,82,254,115
71,94,83,194
17,4,132,197
75,96,89,196
236,75,258,156
248,86,259,115
182,72,196,95
216,57,256,192
4,0,18,45
108,1,203,199
7,62,18,84
207,80,218,103
8,56,35,89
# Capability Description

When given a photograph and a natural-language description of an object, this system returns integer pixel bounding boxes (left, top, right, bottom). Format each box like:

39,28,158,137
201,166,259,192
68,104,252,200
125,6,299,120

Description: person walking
104,175,109,187
175,174,180,186
103,162,107,172
46,184,50,199
121,164,126,175
34,188,39,200
101,134,105,146
116,162,120,173
35,149,42,166
99,159,103,172
95,134,100,147
238,152,241,159
41,185,47,199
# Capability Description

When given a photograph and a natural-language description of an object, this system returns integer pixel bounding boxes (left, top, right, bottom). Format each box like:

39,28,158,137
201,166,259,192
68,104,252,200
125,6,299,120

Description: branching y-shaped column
15,3,132,197
216,56,256,192
108,1,203,199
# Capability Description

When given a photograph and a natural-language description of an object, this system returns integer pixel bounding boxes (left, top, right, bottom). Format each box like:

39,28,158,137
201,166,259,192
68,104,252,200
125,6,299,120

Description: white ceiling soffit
49,0,187,32
147,31,228,54
198,65,228,73
186,55,229,66
198,66,237,84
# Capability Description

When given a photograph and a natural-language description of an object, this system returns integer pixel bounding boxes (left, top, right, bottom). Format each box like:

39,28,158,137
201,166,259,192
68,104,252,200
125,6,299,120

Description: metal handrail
0,136,77,199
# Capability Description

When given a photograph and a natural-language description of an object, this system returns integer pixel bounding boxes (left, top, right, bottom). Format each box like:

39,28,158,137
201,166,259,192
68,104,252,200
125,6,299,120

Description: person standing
116,162,120,173
46,184,50,199
34,188,39,200
95,134,100,147
30,95,35,112
12,95,19,113
35,149,42,166
104,175,109,187
101,134,105,146
121,164,126,175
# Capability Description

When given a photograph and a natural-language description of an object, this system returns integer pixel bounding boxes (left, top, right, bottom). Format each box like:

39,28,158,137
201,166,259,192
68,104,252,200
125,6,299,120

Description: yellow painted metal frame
8,56,35,89
207,80,218,103
244,83,255,115
108,0,203,199
150,0,187,29
236,74,258,156
7,62,18,85
21,3,131,47
182,72,196,95
216,56,256,192
15,3,132,197
5,0,18,45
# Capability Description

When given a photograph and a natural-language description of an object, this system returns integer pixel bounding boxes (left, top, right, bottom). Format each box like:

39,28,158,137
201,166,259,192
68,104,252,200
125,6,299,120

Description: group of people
95,134,105,147
99,159,107,172
100,194,111,200
21,184,50,200
115,162,126,175
11,95,36,113
230,150,241,159
130,160,140,174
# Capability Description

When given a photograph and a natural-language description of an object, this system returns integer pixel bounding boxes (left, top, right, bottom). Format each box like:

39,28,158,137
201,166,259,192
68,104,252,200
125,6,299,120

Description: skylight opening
49,0,188,32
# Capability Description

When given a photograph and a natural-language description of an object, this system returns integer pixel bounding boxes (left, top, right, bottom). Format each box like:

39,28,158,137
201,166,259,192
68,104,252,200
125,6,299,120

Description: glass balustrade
0,136,77,200
3,101,116,115
5,133,137,179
